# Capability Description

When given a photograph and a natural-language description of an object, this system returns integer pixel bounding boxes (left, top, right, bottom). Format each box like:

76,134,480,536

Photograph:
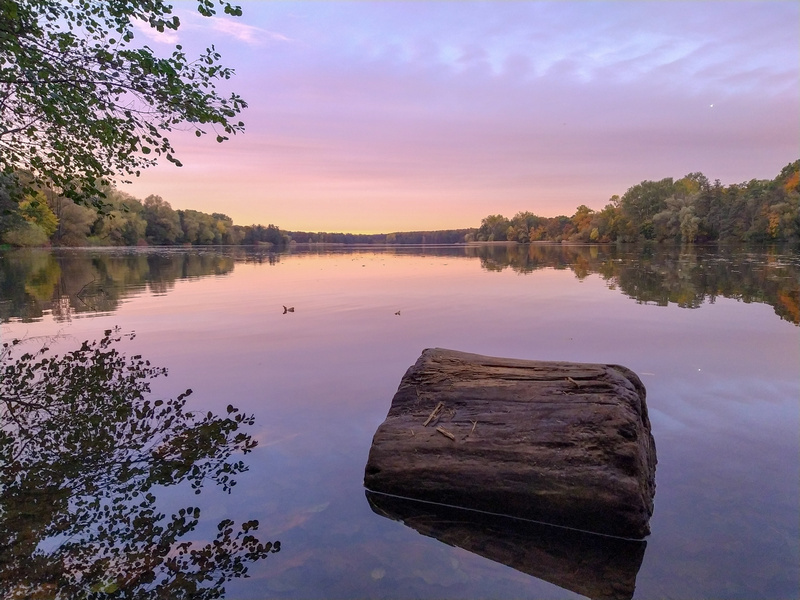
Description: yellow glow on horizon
121,168,597,235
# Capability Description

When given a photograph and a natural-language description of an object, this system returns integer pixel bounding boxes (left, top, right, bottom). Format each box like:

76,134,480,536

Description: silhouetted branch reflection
366,491,646,600
0,328,278,599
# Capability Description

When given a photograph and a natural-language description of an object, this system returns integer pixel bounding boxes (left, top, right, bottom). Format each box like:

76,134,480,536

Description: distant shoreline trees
472,161,799,245
0,160,797,248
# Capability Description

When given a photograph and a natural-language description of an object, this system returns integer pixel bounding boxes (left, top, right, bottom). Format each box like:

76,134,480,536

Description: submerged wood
364,348,657,538
366,491,647,600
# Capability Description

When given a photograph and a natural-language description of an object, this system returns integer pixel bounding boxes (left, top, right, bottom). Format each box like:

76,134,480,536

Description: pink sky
121,1,799,234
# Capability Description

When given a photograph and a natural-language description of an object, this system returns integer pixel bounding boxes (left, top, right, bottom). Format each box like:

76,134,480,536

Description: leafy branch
0,0,247,207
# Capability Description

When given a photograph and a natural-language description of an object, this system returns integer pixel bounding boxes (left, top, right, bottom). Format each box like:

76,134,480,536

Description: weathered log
366,491,647,600
364,348,657,538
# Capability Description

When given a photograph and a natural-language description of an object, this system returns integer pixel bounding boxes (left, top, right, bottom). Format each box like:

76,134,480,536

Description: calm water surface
1,244,798,599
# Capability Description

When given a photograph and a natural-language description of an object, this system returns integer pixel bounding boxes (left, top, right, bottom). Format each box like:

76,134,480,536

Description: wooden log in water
364,348,657,539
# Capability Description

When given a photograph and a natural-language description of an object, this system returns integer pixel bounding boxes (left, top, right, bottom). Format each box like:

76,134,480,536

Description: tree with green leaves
143,193,182,244
0,0,247,206
510,211,545,243
477,214,511,242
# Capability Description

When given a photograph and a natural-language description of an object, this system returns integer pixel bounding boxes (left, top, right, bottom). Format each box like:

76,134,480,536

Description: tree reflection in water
0,328,278,599
1,246,797,326
467,244,799,325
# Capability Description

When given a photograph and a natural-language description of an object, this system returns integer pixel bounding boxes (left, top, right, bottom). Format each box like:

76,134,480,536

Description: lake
1,244,798,599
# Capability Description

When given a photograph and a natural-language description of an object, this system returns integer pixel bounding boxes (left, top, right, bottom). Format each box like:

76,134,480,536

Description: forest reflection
0,249,238,322
467,244,799,325
0,245,797,325
0,329,278,599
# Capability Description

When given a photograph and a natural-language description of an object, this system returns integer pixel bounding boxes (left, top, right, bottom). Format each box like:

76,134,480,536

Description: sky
120,1,799,234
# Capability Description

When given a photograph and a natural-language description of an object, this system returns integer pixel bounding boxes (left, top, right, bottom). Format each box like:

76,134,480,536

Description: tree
143,194,182,244
570,205,594,242
1,219,49,246
17,191,58,236
510,211,544,243
0,171,24,237
179,209,218,245
0,0,247,206
545,215,573,241
477,214,511,242
620,178,675,239
1,188,57,246
90,190,148,246
242,224,286,247
211,213,242,245
693,179,724,241
51,197,96,246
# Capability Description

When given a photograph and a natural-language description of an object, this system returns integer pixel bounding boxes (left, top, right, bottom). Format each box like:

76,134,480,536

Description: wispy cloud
131,18,179,45
210,18,290,46
171,8,292,47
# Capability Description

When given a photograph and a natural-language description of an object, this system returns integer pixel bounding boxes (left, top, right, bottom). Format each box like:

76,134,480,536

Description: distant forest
1,160,797,248
470,160,799,245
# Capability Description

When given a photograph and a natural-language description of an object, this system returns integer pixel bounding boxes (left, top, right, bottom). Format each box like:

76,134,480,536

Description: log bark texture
364,348,657,538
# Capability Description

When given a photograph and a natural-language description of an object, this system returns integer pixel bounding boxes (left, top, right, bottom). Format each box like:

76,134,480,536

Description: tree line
0,173,476,247
0,175,287,248
472,160,799,244
287,229,474,245
1,160,797,248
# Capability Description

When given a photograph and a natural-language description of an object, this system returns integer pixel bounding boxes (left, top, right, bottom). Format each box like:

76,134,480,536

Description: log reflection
366,491,647,600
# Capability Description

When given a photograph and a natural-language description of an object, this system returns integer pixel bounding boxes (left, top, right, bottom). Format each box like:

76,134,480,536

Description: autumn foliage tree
474,161,799,245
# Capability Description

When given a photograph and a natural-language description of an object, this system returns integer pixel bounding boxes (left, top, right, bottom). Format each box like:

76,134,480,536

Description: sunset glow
120,1,799,234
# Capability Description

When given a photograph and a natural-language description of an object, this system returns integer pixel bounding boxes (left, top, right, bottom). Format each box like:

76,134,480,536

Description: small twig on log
470,420,477,434
423,402,444,426
436,426,455,441
567,377,580,387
